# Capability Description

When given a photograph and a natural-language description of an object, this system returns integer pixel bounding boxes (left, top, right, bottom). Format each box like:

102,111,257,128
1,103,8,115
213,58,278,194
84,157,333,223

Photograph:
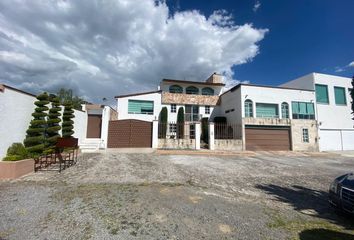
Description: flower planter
0,159,34,179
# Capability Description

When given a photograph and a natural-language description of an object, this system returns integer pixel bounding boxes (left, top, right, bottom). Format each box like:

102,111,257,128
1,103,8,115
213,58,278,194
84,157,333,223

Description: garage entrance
245,126,291,151
107,119,152,148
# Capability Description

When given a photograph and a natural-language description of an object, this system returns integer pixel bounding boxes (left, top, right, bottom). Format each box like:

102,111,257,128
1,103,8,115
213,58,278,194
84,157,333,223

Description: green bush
159,107,168,138
62,102,75,138
177,107,185,139
47,94,62,150
24,92,49,155
3,143,29,161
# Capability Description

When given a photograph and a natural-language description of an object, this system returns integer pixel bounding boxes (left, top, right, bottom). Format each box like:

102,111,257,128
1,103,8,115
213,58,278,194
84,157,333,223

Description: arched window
244,99,253,117
201,87,214,96
281,102,289,119
169,85,183,93
186,86,199,95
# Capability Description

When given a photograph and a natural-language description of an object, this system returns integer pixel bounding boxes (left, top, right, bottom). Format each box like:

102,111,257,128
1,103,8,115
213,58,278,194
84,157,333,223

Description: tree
62,102,75,138
351,75,354,122
159,107,168,138
57,88,85,110
177,107,185,139
24,92,49,156
46,94,62,151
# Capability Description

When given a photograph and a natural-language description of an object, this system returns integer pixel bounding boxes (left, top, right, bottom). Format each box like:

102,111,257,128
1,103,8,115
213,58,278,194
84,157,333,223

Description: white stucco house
281,73,354,151
114,72,353,152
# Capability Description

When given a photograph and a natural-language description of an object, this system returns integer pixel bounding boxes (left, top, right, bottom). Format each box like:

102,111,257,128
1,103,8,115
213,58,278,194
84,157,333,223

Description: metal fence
158,122,196,139
214,123,242,140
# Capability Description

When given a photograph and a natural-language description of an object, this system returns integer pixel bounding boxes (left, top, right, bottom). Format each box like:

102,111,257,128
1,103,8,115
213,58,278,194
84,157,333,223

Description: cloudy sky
0,0,353,104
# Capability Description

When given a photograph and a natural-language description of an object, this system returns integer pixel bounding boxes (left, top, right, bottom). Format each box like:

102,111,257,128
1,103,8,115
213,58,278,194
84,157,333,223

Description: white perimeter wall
0,86,88,159
0,87,36,159
117,92,162,122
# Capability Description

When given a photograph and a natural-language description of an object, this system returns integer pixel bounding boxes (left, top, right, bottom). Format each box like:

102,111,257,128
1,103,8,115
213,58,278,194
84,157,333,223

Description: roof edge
115,90,162,99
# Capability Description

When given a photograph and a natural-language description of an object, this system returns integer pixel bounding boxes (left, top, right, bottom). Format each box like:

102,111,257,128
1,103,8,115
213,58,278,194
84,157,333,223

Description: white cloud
253,1,261,12
0,0,268,103
349,61,354,67
335,66,345,73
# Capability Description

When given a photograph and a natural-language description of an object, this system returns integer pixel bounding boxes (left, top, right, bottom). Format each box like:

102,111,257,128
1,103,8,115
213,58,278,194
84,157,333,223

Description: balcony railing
184,113,202,122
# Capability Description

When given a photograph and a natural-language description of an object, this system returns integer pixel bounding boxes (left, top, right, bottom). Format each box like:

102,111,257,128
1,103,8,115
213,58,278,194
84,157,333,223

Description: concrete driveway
0,151,354,240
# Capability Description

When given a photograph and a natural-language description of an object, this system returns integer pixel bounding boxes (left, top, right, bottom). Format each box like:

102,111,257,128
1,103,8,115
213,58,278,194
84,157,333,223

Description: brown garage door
245,126,291,151
107,119,152,148
86,114,102,138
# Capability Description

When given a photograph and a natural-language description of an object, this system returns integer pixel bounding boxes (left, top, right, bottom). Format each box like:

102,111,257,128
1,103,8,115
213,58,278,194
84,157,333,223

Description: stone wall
214,139,243,151
243,117,291,126
158,138,195,149
162,92,219,106
291,119,319,152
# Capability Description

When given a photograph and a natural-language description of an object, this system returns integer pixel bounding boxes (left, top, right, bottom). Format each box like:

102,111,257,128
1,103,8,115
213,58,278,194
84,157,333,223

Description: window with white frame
302,128,309,143
281,102,289,119
171,104,176,113
244,99,253,117
205,105,210,114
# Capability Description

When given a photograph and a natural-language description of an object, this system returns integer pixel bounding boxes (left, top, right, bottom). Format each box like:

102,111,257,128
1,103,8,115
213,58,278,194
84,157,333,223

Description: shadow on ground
256,184,354,230
299,228,354,240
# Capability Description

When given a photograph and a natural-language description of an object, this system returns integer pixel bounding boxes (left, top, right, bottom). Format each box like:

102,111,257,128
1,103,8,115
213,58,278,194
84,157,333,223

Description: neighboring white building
281,73,354,151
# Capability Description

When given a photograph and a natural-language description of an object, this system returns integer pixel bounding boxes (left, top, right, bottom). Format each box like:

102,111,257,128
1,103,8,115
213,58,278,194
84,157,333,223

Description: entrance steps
79,138,103,152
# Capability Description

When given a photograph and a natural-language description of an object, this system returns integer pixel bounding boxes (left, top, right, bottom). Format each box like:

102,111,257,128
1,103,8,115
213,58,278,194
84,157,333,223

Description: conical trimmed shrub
24,92,49,155
62,102,75,138
46,94,62,150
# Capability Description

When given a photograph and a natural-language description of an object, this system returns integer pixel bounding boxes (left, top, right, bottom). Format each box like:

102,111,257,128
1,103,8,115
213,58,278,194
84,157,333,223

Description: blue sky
170,0,354,85
0,0,352,102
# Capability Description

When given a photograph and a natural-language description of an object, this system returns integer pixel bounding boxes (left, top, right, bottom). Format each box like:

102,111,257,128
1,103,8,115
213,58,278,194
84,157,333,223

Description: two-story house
115,73,225,123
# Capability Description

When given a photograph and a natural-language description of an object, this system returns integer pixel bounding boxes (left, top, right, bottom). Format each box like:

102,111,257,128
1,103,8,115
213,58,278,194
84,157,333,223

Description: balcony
162,92,219,106
184,113,202,122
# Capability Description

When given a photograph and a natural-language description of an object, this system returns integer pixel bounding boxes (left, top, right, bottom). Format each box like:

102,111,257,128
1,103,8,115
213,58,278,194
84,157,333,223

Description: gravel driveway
0,151,354,240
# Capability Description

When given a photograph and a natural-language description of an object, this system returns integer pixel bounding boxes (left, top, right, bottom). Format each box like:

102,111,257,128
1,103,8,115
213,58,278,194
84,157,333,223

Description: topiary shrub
24,92,49,156
177,107,185,139
201,117,209,144
46,94,62,151
159,107,168,138
3,143,29,161
62,102,75,138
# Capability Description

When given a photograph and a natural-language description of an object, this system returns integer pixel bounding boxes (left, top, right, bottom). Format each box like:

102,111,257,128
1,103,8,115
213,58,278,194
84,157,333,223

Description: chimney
206,72,222,84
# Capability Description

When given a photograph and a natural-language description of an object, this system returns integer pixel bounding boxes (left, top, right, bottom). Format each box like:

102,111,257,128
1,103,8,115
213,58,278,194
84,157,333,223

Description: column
209,122,215,150
195,122,201,150
152,120,159,149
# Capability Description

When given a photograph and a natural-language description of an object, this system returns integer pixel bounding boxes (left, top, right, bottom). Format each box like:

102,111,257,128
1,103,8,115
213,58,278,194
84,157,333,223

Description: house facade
219,84,318,151
281,73,354,151
115,73,224,123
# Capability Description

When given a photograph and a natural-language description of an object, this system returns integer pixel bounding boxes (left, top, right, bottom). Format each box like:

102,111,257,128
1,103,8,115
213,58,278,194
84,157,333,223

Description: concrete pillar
195,122,201,150
152,120,159,149
100,106,110,149
209,122,215,150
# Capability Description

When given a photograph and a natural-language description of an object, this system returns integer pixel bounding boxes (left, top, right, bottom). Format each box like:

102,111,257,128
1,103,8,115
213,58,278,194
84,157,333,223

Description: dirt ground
0,151,354,240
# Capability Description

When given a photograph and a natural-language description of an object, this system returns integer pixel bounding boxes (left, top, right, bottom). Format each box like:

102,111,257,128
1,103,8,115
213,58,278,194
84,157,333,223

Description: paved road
0,151,353,239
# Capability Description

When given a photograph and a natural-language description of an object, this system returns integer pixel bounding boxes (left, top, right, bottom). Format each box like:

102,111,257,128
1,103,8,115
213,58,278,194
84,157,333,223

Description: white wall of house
239,85,316,119
0,86,36,159
117,92,162,122
218,87,242,123
72,109,88,144
281,73,354,151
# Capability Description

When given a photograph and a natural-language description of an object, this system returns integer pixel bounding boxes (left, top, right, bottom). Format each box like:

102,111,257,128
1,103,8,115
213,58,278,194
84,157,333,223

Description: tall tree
62,102,75,138
24,92,49,156
351,75,354,122
177,107,185,139
57,88,85,110
46,94,62,151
